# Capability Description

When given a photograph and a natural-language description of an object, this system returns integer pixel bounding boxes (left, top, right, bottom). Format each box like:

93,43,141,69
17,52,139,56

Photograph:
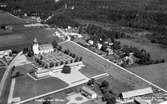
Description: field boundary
70,41,167,93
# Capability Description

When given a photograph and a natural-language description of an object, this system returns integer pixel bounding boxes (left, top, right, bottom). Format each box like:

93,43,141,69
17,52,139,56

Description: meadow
0,28,56,51
128,62,167,91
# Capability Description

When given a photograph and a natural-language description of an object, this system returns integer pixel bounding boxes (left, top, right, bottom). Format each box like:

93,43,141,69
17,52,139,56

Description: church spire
33,37,38,44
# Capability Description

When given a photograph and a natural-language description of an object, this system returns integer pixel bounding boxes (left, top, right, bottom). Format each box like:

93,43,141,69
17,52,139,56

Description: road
0,52,22,100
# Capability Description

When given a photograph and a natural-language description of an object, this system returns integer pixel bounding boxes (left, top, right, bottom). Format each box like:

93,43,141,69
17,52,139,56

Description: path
8,78,15,104
0,52,22,99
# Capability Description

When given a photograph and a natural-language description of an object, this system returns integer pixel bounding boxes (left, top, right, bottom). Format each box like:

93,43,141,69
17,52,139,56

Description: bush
100,80,109,88
61,65,71,74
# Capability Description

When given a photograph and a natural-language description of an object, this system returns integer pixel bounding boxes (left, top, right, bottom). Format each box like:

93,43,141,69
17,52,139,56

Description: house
88,40,94,45
106,47,113,55
32,37,54,55
97,43,102,50
80,86,97,99
124,52,138,65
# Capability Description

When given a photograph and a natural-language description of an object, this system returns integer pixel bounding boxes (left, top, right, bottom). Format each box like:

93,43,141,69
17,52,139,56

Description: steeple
33,37,38,44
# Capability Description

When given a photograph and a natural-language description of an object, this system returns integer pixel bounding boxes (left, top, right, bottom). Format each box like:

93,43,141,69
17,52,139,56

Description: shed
120,87,153,99
80,86,97,99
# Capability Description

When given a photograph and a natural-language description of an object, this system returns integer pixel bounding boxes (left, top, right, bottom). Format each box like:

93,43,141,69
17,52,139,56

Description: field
128,63,167,91
117,38,167,61
60,41,152,92
0,28,56,51
13,74,69,101
79,62,106,78
0,11,26,25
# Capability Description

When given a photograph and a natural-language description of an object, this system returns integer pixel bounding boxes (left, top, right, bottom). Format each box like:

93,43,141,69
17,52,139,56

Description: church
32,37,54,54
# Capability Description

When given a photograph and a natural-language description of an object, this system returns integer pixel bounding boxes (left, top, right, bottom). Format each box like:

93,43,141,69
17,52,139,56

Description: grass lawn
0,68,5,81
13,75,69,101
128,62,167,91
79,62,106,78
60,41,150,91
117,38,167,61
15,64,34,74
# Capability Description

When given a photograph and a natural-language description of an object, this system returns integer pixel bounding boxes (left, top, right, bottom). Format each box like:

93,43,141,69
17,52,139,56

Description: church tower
32,37,39,54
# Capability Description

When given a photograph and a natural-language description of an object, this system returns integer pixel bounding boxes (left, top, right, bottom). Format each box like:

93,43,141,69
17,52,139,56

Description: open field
117,38,167,61
0,11,26,25
79,62,106,78
60,41,151,91
13,74,69,101
0,28,56,51
129,63,167,91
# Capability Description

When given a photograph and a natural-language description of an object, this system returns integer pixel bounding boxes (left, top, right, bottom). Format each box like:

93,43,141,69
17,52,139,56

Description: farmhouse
32,37,54,54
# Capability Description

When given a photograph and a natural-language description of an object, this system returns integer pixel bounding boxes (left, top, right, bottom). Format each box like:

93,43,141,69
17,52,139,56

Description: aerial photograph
1,0,167,104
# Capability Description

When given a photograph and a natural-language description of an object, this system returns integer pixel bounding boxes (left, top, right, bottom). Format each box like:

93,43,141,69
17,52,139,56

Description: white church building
32,38,54,54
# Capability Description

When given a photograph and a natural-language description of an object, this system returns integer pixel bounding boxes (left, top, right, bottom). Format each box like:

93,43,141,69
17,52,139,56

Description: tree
79,57,83,61
87,78,95,86
100,80,109,88
58,45,62,51
74,56,79,62
15,71,20,77
49,62,54,68
71,53,76,58
60,61,64,65
23,48,27,54
61,65,71,74
52,40,58,48
43,97,51,104
103,92,116,104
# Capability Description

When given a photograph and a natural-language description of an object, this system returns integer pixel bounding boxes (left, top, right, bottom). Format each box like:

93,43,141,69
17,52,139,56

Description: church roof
39,44,53,50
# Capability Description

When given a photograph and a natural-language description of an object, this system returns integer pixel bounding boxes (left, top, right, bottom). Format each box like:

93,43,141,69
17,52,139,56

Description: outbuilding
80,86,97,99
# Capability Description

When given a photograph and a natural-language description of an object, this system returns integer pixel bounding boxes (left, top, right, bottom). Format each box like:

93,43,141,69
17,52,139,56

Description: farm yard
117,38,167,61
60,41,152,91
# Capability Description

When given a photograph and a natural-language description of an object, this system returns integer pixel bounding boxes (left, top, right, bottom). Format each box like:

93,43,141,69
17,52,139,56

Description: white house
97,43,102,50
88,40,94,45
32,38,54,55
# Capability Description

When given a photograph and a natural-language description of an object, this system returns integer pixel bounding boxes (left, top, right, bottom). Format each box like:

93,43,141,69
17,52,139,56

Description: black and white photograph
0,0,167,104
